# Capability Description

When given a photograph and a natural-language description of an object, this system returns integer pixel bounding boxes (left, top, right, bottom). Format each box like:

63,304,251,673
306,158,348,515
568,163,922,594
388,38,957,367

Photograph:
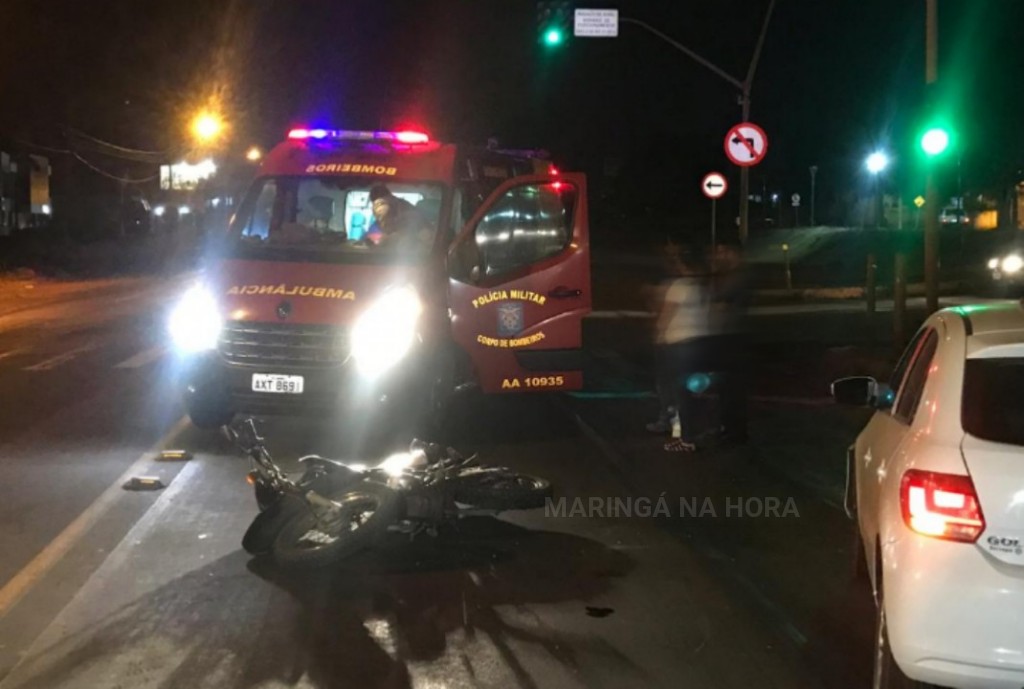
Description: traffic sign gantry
724,122,768,167
702,172,728,199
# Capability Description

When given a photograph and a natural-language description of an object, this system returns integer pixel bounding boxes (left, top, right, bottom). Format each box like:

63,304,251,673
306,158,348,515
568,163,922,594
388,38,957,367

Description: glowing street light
245,146,262,162
865,151,890,175
191,112,225,144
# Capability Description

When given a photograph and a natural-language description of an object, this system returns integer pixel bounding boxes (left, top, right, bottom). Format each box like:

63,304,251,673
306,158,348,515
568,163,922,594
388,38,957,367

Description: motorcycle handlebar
228,418,265,456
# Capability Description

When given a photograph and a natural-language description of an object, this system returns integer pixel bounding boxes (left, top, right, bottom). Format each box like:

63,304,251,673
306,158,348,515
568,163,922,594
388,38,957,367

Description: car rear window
962,358,1024,446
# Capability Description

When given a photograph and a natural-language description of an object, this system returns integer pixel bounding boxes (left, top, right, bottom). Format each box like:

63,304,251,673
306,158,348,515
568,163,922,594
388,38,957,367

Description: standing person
648,242,711,452
707,243,750,445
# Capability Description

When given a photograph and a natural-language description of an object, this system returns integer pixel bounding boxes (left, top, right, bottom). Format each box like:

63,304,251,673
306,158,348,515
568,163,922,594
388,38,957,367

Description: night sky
2,0,1021,228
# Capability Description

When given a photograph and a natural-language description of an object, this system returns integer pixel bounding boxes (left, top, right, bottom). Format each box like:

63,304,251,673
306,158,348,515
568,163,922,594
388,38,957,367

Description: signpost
574,9,619,37
724,122,768,168
702,172,728,249
791,193,801,227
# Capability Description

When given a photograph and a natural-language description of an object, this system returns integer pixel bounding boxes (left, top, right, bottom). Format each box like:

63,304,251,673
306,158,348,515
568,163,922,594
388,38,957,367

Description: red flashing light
900,469,985,542
288,128,310,139
551,181,564,191
394,130,430,144
549,164,559,175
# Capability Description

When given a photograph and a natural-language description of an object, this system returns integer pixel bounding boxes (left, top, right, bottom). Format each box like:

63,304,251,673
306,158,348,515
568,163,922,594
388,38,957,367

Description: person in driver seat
369,184,431,252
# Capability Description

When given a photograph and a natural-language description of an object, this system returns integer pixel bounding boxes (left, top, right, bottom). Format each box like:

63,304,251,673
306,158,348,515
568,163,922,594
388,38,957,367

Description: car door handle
548,286,582,299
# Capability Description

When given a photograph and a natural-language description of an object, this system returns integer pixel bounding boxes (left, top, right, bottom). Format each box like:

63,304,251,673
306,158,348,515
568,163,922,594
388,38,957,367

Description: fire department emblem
496,302,524,337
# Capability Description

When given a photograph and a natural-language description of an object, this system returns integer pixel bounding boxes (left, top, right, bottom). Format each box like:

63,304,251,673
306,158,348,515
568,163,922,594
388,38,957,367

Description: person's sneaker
664,438,697,452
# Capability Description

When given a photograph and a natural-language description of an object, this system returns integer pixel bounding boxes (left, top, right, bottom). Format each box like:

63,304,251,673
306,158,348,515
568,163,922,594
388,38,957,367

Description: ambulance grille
218,322,349,368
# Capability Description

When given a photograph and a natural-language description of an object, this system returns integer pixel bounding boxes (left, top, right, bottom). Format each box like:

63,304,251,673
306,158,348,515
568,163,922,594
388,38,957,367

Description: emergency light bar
287,128,430,144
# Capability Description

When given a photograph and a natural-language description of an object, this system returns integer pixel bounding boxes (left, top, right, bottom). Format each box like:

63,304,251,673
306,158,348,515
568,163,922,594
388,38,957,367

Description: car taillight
900,469,985,542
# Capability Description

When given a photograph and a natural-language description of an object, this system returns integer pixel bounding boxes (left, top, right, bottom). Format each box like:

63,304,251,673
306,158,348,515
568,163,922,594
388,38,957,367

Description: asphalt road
0,276,1006,688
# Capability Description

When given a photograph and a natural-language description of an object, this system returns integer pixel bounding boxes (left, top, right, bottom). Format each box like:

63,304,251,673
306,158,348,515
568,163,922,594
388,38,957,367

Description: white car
834,303,1024,689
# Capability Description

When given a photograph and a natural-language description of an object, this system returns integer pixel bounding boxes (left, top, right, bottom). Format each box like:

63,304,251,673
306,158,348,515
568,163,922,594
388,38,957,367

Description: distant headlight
168,285,222,353
988,258,1000,270
351,286,422,378
153,205,166,217
1002,255,1023,274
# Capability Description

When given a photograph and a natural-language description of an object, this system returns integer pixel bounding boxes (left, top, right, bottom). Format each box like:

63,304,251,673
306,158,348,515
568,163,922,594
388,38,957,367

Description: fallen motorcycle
227,418,553,568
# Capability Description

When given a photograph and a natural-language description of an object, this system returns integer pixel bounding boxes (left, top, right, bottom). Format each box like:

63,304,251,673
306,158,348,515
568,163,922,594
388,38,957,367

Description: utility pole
924,0,940,313
620,0,776,245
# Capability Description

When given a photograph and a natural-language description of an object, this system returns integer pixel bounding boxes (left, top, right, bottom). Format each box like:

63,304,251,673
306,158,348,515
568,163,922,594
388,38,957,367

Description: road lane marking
22,343,97,372
0,416,189,619
114,345,166,369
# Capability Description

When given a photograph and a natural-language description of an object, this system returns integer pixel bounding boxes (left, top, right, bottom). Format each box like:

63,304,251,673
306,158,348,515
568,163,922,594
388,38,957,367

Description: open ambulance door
447,174,590,393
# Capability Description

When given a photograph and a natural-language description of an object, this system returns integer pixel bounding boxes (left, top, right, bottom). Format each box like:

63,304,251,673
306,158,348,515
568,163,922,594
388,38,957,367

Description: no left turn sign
724,122,768,167
701,172,728,199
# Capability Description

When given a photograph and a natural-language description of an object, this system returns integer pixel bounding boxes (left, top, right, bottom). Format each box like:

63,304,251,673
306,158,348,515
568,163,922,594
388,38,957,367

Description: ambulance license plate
252,374,304,394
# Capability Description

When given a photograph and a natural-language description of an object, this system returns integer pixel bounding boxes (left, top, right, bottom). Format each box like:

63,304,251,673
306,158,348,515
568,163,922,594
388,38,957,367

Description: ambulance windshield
228,176,443,262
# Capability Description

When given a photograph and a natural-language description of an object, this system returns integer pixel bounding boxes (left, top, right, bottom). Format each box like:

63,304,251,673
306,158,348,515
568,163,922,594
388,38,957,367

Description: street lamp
865,150,890,228
245,146,262,162
191,111,225,144
865,151,890,175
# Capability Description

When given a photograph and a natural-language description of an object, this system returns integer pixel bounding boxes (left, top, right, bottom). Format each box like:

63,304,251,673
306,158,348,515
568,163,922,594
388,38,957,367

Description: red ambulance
168,128,591,431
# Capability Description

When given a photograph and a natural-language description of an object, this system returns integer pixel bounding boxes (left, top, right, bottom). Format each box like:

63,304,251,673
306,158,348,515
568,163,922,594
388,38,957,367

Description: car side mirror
831,376,884,407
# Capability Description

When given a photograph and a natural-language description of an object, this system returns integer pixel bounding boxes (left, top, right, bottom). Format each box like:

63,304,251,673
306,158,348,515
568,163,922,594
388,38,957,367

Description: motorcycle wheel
453,470,552,510
242,494,306,556
272,482,400,569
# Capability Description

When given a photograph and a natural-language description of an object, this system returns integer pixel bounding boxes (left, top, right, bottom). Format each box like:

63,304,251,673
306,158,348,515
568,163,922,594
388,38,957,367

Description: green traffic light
543,28,564,46
920,127,951,156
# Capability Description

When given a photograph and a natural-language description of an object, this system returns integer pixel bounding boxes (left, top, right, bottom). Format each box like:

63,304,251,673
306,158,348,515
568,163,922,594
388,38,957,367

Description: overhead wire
13,138,72,156
64,127,167,158
72,152,159,184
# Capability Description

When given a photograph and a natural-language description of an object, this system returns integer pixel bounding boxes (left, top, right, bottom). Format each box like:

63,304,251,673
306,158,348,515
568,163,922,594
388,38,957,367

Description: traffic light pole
739,0,775,244
924,0,939,313
620,0,775,245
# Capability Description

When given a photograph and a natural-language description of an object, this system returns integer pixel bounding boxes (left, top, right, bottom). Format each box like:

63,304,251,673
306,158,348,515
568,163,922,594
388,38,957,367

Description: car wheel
873,580,936,689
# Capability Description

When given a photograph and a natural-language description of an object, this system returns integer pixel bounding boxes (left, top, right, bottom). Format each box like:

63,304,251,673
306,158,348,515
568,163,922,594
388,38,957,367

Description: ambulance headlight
168,285,222,353
988,258,1000,270
351,286,422,377
1002,255,1023,274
